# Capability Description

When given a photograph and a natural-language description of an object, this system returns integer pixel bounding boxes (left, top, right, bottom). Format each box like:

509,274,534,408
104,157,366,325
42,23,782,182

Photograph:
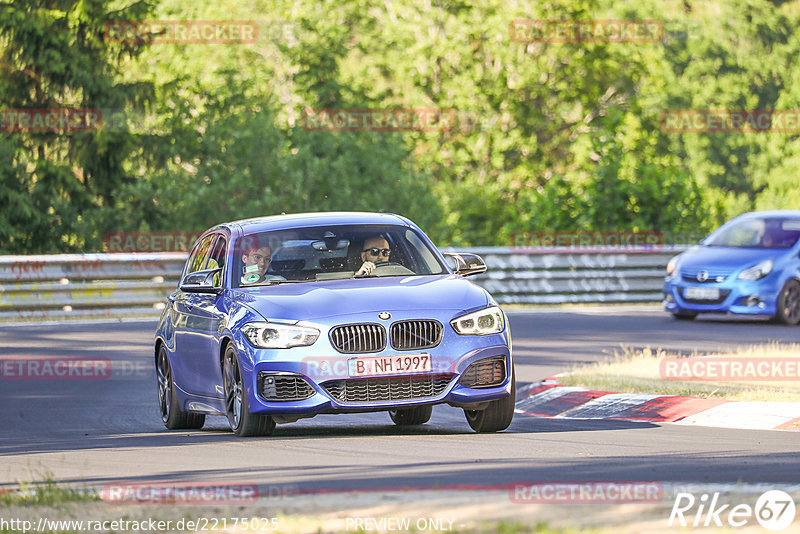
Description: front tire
776,279,800,325
389,405,433,426
464,369,515,433
223,343,275,437
671,310,698,321
157,345,205,430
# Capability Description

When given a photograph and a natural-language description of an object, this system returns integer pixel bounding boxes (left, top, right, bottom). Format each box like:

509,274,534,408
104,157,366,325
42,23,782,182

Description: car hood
229,274,490,322
678,245,786,272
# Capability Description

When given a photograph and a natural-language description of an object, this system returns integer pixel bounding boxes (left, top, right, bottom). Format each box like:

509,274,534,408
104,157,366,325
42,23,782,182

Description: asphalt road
1,307,799,493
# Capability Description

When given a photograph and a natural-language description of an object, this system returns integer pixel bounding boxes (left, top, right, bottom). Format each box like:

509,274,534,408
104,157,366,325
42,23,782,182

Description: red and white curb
515,380,800,432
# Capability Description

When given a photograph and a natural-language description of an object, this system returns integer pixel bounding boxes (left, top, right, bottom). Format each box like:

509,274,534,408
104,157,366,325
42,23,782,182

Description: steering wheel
371,262,414,276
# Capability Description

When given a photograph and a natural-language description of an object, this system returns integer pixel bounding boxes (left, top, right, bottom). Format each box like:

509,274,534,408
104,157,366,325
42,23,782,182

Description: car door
171,233,225,398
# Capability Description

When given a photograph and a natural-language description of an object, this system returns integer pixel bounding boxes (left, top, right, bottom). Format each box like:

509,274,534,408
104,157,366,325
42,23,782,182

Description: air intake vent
390,320,443,350
257,373,316,401
460,357,506,388
322,374,454,403
329,323,386,354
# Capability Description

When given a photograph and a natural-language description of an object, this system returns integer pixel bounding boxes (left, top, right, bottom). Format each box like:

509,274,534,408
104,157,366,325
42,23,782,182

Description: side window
187,235,215,275
208,236,226,287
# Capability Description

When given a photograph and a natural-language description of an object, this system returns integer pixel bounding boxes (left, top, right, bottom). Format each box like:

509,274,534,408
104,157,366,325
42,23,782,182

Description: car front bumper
235,316,513,416
663,275,781,316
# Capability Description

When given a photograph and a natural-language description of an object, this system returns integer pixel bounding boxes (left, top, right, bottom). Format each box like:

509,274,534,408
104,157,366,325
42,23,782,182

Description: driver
355,236,391,276
240,238,286,285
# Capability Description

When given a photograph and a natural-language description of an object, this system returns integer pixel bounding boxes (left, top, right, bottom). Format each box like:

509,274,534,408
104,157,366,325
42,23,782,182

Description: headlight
666,256,679,277
241,322,319,349
737,259,773,281
451,306,505,335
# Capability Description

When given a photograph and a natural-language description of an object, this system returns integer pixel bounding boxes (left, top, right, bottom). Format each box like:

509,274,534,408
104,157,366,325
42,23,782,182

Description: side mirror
180,267,223,294
442,253,487,277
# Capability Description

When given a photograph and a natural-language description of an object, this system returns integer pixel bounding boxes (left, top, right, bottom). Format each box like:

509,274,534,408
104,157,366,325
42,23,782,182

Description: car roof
735,210,800,220
217,212,413,236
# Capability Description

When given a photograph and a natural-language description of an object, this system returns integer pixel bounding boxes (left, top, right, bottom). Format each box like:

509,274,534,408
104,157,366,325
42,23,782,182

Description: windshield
705,217,800,249
232,224,446,287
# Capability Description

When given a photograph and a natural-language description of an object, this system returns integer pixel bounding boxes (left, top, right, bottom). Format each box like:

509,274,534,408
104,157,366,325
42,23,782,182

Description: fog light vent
460,357,506,389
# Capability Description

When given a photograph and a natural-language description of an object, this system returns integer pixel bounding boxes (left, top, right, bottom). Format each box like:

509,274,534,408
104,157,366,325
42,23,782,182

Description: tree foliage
2,0,800,252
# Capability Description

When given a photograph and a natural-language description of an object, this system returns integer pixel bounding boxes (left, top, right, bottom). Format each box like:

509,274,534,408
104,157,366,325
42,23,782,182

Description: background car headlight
241,322,319,349
666,256,679,278
737,259,773,281
451,306,505,335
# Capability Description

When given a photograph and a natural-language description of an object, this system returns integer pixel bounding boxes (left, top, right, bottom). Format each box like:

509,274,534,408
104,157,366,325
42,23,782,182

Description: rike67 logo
669,490,797,531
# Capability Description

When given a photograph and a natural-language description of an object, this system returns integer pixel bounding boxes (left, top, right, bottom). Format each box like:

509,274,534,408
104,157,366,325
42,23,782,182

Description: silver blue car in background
664,210,800,324
154,212,514,437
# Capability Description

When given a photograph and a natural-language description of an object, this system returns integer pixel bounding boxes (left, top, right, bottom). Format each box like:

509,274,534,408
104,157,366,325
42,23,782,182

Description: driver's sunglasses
363,248,390,257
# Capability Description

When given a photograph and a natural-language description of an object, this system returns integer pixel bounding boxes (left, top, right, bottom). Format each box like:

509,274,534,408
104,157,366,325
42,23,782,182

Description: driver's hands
355,261,376,276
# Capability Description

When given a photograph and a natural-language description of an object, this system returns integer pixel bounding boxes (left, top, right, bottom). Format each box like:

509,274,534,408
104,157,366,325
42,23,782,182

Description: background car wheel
389,405,433,426
671,310,698,321
157,345,205,430
776,279,800,325
223,344,275,437
464,368,515,433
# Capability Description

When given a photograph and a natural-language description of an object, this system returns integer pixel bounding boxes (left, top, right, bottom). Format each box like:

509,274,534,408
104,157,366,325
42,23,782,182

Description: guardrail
0,247,686,320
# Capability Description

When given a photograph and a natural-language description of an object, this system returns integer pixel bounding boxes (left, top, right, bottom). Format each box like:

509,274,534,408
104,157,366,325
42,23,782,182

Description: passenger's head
360,236,391,264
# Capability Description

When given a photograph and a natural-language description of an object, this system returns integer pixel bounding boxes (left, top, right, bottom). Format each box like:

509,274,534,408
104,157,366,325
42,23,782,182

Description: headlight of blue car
242,321,320,349
451,306,505,335
737,259,773,281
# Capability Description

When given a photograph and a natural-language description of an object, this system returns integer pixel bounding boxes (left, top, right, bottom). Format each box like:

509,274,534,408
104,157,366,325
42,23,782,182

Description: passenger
355,236,392,276
240,239,286,285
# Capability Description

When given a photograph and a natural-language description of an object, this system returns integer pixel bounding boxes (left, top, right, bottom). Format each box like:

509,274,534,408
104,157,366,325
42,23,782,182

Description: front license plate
684,287,720,300
347,354,431,377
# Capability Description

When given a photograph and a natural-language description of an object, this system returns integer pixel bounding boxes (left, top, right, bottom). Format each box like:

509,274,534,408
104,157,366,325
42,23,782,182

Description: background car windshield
705,217,800,249
233,224,445,287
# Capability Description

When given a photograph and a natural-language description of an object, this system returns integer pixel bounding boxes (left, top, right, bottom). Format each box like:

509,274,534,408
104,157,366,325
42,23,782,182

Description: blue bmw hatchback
663,210,800,324
155,212,514,436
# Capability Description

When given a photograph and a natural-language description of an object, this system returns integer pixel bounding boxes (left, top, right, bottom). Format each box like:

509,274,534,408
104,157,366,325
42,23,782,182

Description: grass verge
558,343,800,402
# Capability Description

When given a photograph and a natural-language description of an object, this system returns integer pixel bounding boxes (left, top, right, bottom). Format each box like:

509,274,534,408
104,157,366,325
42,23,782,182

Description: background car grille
390,320,443,350
329,324,386,354
258,373,316,401
681,269,732,283
460,357,506,388
679,288,731,304
322,374,454,403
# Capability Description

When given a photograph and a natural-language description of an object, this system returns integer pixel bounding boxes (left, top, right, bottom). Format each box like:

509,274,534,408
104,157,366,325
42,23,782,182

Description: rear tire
389,405,433,426
776,279,800,325
157,345,205,430
223,343,275,437
671,310,698,321
464,369,515,433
